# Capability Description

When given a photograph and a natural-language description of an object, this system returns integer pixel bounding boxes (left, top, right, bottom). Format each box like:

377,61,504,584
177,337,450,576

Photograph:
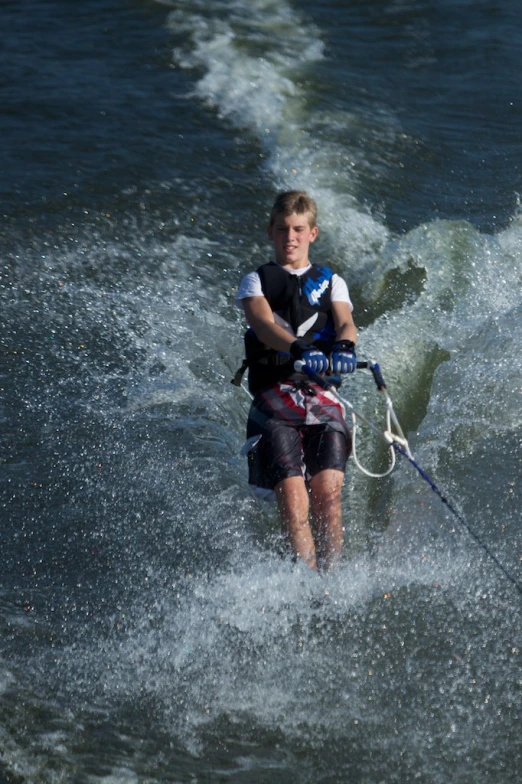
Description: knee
310,470,344,500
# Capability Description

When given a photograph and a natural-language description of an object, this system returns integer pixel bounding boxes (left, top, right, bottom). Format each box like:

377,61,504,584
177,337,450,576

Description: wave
164,0,390,267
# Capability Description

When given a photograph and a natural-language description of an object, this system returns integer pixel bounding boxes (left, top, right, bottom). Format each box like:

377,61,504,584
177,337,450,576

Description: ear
267,224,274,241
309,226,319,243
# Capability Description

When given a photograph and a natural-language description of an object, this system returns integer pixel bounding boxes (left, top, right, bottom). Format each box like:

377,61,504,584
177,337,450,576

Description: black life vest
242,262,337,393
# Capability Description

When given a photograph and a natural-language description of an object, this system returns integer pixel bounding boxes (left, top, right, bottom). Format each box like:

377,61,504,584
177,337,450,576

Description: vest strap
231,359,249,387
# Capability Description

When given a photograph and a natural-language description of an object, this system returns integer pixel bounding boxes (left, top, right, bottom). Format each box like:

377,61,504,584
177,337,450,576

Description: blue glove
331,340,357,374
290,340,328,374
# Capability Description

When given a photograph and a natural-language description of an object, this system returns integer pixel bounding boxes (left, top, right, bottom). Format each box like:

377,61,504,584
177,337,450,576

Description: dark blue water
1,1,521,782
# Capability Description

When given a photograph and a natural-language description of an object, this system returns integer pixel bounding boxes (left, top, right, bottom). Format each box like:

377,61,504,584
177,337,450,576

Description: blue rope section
391,441,522,597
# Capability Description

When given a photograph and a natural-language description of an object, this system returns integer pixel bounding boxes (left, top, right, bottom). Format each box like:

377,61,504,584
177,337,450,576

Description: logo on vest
302,266,332,306
309,278,329,304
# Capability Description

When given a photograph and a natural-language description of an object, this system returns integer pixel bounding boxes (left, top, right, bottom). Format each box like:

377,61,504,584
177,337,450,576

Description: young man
236,191,358,571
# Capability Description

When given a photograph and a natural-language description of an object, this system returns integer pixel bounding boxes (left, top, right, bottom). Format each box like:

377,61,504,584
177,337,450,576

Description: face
268,212,318,269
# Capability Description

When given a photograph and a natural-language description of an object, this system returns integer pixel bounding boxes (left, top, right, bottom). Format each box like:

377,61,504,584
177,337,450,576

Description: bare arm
242,296,357,350
242,296,296,352
331,300,358,345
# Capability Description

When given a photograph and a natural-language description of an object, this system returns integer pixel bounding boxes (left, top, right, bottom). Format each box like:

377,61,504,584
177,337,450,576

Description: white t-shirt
235,263,353,309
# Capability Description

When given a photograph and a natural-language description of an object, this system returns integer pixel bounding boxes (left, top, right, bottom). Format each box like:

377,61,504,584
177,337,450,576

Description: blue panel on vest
301,266,333,306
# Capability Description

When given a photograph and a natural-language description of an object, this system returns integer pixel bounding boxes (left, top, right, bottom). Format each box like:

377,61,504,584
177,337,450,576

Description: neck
275,258,311,271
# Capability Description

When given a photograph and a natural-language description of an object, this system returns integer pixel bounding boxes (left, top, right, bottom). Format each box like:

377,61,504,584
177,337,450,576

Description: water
1,0,521,781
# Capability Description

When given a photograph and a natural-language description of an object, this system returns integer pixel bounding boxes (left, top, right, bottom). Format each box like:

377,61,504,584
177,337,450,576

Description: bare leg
309,469,345,571
275,475,317,569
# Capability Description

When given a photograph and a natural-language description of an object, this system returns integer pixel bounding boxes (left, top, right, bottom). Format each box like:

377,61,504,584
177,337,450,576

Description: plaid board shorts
243,381,352,501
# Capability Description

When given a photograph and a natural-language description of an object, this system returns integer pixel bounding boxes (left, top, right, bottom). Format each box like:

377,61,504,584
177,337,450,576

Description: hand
290,340,328,374
331,340,357,374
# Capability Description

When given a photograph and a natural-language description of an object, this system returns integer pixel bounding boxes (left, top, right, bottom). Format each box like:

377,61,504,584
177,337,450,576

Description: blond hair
269,190,318,228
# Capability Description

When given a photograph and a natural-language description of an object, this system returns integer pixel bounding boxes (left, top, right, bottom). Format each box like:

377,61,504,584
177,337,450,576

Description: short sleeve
331,274,353,311
235,271,263,306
